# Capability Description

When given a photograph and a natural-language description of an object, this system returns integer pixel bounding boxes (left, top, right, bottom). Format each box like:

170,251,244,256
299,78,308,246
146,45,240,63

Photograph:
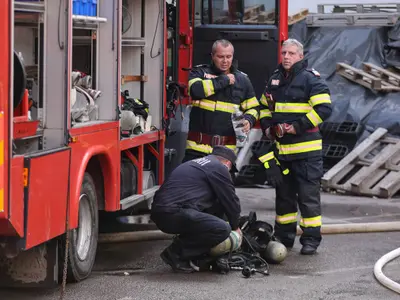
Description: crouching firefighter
257,38,332,255
150,146,242,273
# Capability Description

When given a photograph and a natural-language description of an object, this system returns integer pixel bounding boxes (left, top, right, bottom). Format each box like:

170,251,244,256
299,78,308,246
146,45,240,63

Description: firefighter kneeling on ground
150,146,242,273
257,38,332,255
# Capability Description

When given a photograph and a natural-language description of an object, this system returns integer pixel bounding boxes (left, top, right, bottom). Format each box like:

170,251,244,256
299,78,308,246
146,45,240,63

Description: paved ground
1,188,400,300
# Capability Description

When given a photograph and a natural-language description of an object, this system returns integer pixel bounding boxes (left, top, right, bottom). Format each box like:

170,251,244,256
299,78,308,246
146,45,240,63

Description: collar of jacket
278,59,308,77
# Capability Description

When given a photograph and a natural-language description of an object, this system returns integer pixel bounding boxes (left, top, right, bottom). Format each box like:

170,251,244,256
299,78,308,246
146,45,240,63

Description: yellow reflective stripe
193,100,240,114
216,101,239,113
260,109,272,119
259,94,270,106
306,109,323,127
300,216,322,228
203,79,215,97
309,93,331,107
186,140,236,154
282,168,289,175
258,151,274,163
277,140,322,155
275,102,312,113
188,78,202,91
241,97,259,110
192,99,215,111
276,212,298,225
244,108,258,119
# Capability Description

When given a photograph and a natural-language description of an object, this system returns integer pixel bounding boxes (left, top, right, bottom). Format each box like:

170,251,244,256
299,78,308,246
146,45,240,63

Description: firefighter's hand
286,124,296,134
227,74,235,85
243,120,251,133
265,127,276,141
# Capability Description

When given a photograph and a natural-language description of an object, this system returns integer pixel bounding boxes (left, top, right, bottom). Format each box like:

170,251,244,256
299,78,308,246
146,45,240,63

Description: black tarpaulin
289,20,400,138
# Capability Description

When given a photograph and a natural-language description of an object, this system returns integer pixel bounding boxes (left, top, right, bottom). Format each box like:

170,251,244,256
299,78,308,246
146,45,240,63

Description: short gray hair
282,38,304,55
211,39,234,55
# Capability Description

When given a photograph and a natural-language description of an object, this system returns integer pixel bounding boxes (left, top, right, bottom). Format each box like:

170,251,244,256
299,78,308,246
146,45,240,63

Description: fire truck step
120,185,160,210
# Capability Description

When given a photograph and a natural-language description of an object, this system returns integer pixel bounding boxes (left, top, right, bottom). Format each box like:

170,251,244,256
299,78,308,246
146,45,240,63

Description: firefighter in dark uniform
183,39,259,162
257,39,332,255
151,146,242,273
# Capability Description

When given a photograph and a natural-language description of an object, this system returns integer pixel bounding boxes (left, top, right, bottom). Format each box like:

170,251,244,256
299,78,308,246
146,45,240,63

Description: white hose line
99,222,400,244
374,247,400,294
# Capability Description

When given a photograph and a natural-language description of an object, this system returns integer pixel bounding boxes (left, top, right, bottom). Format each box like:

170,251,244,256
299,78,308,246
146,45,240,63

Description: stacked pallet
243,5,275,24
306,3,400,27
336,62,400,92
242,6,308,25
322,128,400,198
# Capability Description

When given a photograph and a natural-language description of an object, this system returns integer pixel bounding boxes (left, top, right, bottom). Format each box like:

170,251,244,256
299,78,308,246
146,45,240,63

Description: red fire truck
0,0,287,287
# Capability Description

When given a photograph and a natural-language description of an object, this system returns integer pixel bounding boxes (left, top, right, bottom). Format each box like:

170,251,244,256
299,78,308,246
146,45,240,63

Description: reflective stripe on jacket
187,63,259,153
259,60,332,160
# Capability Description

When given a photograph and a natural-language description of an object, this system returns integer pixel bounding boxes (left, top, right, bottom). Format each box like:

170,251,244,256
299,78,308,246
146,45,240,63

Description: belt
306,127,319,133
187,131,236,146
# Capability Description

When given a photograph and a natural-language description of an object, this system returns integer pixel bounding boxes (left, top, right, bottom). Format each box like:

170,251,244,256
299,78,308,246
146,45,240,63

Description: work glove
255,143,289,188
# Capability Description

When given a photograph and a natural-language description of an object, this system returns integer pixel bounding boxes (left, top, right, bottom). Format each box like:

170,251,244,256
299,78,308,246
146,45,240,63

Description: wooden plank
307,12,399,27
288,9,309,25
336,63,400,92
336,63,382,90
349,141,400,193
244,8,275,23
362,62,400,87
121,75,148,84
317,3,400,14
323,163,357,192
322,127,388,185
378,171,400,198
244,5,265,19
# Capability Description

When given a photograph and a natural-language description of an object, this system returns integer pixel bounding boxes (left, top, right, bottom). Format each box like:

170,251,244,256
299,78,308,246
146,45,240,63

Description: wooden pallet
244,8,275,24
362,62,400,87
244,5,266,19
289,9,309,25
307,12,399,27
336,62,400,92
317,3,400,14
322,128,400,198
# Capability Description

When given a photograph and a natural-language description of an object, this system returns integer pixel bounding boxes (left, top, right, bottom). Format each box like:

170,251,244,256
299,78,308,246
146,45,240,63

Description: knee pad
209,230,243,257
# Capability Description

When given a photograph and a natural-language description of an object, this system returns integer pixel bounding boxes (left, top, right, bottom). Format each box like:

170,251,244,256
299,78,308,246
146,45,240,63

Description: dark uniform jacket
259,60,332,161
151,155,241,230
187,63,260,154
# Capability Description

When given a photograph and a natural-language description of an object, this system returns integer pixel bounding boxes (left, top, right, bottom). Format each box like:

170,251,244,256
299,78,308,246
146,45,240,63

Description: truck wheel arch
69,146,118,229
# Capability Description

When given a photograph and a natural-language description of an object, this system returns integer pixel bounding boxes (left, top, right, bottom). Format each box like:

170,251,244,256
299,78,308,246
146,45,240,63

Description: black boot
300,244,317,255
160,246,194,273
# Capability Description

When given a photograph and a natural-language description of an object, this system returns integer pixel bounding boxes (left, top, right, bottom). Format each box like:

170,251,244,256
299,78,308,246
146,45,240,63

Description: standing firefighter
257,39,332,255
183,39,259,162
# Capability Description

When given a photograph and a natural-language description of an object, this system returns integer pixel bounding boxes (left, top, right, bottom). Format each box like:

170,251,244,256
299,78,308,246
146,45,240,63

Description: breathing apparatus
197,211,288,278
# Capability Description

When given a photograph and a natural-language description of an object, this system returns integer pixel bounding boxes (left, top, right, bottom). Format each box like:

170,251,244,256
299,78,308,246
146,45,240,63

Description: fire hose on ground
98,221,400,294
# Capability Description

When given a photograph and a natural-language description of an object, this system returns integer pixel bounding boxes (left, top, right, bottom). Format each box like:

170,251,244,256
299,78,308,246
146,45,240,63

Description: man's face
281,44,304,71
221,159,232,171
212,44,234,73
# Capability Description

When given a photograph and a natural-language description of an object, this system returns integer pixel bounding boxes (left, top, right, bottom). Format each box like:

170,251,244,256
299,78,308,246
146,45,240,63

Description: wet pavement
1,188,400,300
